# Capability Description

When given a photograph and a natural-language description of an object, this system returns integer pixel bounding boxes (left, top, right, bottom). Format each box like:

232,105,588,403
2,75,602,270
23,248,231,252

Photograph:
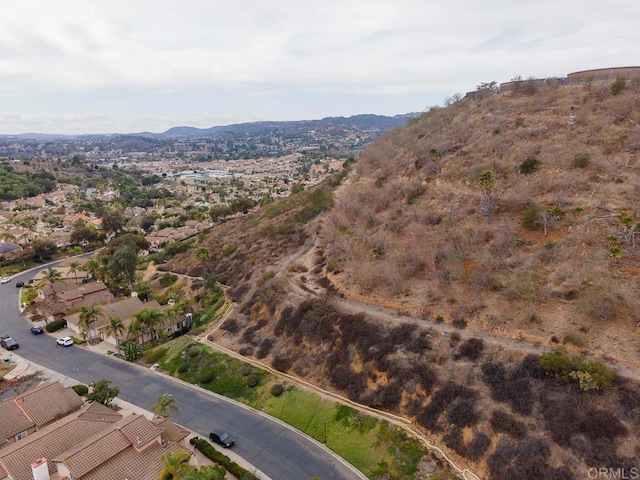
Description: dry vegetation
161,80,640,479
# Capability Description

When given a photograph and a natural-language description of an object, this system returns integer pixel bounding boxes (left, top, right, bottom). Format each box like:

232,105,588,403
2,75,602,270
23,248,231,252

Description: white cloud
0,0,639,133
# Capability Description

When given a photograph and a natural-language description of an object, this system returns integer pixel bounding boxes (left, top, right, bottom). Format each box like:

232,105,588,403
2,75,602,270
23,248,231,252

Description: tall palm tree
152,393,179,418
195,248,210,306
132,307,163,346
105,317,125,356
37,267,63,288
78,303,103,345
68,261,80,284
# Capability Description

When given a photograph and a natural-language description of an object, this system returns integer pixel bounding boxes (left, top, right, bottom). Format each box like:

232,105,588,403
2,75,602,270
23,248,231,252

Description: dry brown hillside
160,80,640,480
323,80,640,370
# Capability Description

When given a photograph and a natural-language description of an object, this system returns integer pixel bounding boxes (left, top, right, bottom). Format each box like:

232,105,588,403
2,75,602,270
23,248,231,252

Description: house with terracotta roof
0,382,84,449
0,387,191,480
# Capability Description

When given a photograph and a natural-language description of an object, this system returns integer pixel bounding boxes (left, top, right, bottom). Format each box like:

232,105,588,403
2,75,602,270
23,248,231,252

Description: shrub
246,374,260,388
72,384,89,396
573,154,590,168
466,432,491,460
452,318,467,329
121,339,142,362
489,410,526,438
514,116,525,128
270,383,285,397
222,244,237,257
455,338,484,361
522,206,542,230
271,355,293,372
539,348,615,390
177,363,189,374
519,155,540,174
611,76,627,96
45,319,67,332
190,437,260,480
158,273,178,288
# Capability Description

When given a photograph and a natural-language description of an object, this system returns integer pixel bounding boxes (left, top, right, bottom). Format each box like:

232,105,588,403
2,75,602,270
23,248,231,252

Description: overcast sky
1,1,638,135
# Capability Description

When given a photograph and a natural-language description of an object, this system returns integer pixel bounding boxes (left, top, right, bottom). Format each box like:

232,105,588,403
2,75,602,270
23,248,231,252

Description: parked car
16,281,24,288
30,325,44,335
209,431,235,448
56,336,74,347
0,277,10,284
0,335,19,350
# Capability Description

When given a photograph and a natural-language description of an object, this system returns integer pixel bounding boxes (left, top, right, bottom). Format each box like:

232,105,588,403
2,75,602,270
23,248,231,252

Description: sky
1,1,638,135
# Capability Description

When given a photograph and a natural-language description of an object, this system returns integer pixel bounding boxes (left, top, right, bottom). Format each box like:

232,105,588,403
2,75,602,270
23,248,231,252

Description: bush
158,273,178,288
144,347,168,364
489,410,526,438
522,205,543,230
45,319,67,332
520,155,540,174
540,348,616,390
455,338,484,361
190,437,260,480
573,154,590,168
270,383,285,397
71,384,89,396
246,374,260,388
611,76,627,95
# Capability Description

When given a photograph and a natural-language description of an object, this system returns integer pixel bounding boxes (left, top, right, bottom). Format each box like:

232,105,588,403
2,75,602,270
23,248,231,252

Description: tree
152,393,179,418
121,338,143,361
479,169,495,218
101,211,124,235
132,307,163,346
86,379,119,406
105,317,125,356
71,225,100,245
108,242,138,291
196,248,211,306
31,238,57,262
37,267,62,288
79,303,103,345
68,261,80,284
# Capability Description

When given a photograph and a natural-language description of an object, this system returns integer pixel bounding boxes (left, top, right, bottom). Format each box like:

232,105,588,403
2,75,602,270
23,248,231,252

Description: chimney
31,458,51,480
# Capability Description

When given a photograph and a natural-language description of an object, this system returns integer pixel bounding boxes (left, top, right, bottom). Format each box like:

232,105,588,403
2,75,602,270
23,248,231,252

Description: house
0,388,191,480
0,242,23,260
56,281,114,312
0,382,84,449
49,231,72,249
64,297,184,346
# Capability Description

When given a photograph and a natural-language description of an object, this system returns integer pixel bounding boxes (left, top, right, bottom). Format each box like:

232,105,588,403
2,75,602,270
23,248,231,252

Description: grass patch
155,338,433,478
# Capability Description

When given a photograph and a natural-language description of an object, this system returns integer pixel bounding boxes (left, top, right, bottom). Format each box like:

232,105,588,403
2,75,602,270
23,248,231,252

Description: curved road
0,267,363,480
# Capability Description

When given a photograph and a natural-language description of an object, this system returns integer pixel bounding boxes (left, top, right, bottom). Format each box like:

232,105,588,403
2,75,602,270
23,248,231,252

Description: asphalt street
0,266,364,480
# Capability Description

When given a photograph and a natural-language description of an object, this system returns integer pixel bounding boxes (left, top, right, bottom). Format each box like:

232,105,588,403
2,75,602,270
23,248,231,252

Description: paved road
0,268,363,480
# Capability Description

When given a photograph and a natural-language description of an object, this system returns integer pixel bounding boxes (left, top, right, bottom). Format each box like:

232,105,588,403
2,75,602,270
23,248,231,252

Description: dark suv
209,431,235,448
0,335,19,350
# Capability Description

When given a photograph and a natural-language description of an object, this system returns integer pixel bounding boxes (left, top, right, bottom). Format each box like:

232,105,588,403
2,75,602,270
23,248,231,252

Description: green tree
108,242,138,291
87,379,119,406
132,307,164,346
68,261,81,284
79,303,103,345
196,248,211,306
101,210,124,235
31,238,57,261
479,169,495,218
105,317,125,356
152,393,179,418
37,267,63,288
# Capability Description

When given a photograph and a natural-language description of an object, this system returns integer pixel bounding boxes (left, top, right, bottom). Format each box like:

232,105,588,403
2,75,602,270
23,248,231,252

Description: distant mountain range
2,113,421,140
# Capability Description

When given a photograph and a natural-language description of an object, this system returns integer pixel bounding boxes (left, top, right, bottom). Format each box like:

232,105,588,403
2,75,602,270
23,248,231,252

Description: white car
56,337,74,347
0,277,10,284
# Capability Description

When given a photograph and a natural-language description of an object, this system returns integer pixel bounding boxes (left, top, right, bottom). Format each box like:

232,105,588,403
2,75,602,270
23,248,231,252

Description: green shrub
573,154,590,168
158,273,178,288
270,383,285,397
72,384,89,396
199,371,216,384
190,437,260,480
522,206,542,230
45,319,67,332
121,339,142,362
246,374,261,388
519,156,540,174
0,375,4,382
177,363,189,374
611,76,627,96
539,348,615,390
514,116,524,128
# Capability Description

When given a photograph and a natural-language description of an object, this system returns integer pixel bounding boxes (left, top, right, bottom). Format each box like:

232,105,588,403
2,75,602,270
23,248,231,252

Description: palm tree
105,317,125,356
158,451,193,480
68,261,80,284
152,393,179,418
195,248,210,306
78,303,103,345
37,267,63,288
132,307,163,346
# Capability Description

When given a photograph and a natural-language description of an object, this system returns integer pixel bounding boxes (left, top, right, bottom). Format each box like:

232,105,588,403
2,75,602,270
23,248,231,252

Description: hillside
160,80,640,479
